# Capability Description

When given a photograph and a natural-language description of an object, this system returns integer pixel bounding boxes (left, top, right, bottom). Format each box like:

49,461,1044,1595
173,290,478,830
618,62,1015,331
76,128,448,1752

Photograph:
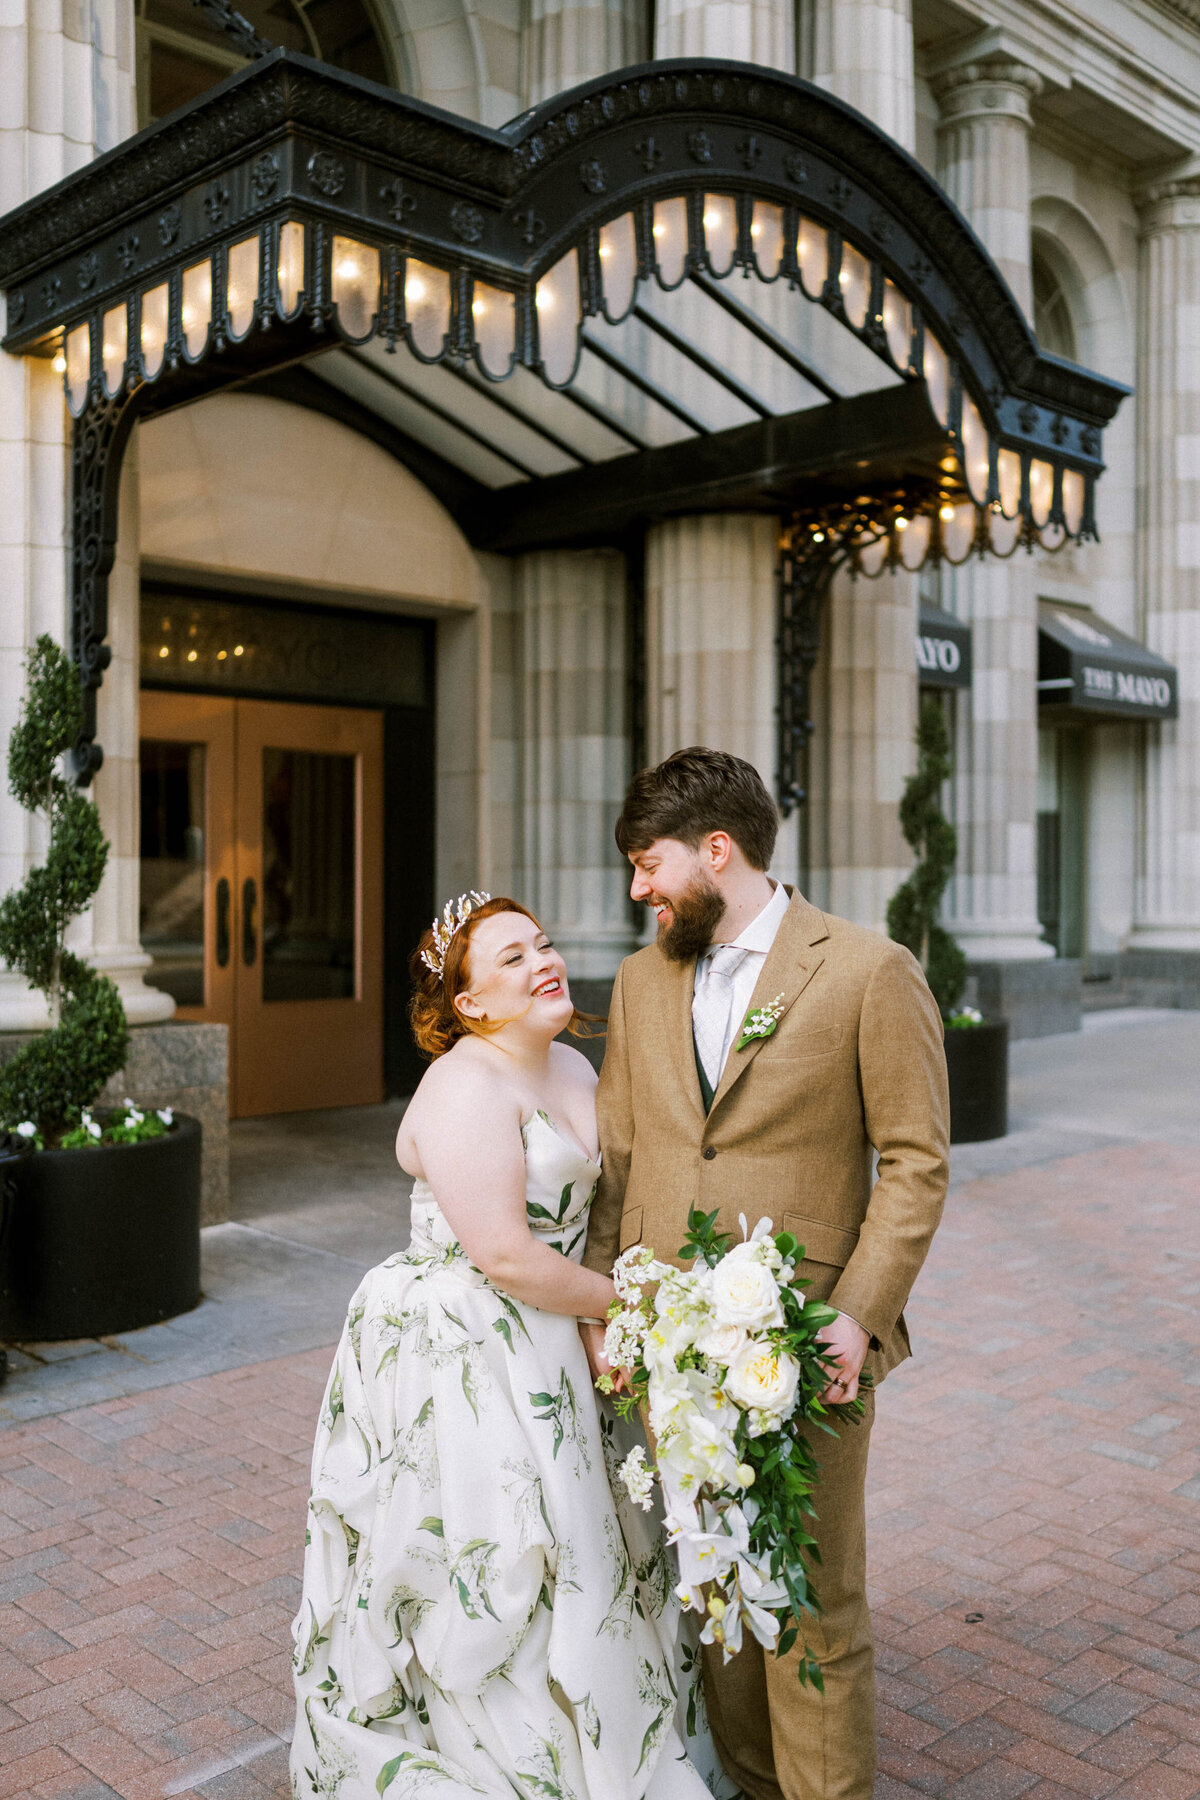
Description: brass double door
140,692,384,1117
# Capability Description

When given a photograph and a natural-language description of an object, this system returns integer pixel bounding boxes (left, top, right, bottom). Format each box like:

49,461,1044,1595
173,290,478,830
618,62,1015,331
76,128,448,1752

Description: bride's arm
412,1067,617,1320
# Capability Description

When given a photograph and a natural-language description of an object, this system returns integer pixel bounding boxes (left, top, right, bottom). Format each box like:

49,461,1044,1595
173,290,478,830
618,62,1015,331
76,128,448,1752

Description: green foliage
886,694,968,1018
0,637,129,1139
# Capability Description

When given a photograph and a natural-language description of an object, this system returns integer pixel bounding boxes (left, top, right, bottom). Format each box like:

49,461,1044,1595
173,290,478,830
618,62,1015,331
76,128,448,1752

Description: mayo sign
916,603,972,690
1037,603,1178,722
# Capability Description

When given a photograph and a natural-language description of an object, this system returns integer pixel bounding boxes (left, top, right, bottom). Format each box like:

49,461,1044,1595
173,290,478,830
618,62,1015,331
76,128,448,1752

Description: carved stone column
933,52,1052,962
521,0,644,106
654,0,791,73
0,1,162,1029
804,0,915,152
1130,178,1200,949
646,516,800,874
931,56,1042,318
510,551,637,977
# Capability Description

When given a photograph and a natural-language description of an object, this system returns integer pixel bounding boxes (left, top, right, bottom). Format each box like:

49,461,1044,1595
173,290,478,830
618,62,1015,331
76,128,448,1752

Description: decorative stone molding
930,57,1043,128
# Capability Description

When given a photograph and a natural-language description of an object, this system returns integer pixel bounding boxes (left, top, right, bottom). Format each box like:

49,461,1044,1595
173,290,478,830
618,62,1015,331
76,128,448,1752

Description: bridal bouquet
597,1209,867,1689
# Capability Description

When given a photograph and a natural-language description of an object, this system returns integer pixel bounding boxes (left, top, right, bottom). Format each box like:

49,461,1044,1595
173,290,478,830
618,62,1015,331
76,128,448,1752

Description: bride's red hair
408,896,602,1061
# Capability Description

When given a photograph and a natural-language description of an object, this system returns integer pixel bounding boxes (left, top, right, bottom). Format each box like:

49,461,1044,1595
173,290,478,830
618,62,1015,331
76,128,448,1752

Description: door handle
215,878,231,968
242,877,258,966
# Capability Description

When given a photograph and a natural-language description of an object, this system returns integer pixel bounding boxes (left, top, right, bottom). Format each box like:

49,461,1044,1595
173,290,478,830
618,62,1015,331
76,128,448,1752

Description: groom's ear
702,831,733,872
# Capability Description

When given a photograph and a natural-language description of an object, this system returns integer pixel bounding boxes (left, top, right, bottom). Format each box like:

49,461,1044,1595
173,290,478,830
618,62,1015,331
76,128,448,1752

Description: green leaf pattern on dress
291,1112,737,1800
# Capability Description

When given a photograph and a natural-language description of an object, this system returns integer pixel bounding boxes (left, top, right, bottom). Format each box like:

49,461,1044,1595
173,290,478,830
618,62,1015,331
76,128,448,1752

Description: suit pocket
781,1211,859,1270
619,1207,644,1253
759,1024,843,1062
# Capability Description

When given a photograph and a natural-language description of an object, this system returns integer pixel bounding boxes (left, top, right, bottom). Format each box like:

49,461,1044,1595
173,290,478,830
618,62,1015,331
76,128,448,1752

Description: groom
581,746,949,1800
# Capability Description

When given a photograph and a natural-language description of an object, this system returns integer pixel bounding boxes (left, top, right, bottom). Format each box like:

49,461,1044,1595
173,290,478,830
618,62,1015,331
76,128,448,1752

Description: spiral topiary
886,693,968,1018
0,636,129,1139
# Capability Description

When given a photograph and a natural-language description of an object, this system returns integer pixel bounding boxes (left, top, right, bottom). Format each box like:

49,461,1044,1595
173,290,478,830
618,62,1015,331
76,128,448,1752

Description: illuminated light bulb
536,288,554,310
187,650,198,663
335,259,360,280
703,212,718,229
839,269,850,287
234,645,244,656
405,278,426,305
472,298,485,318
52,353,66,374
652,223,665,239
159,646,169,659
813,531,826,544
598,243,610,258
750,221,760,238
939,503,955,521
182,307,195,330
188,625,197,636
161,618,170,631
217,649,227,661
103,342,114,360
895,516,909,530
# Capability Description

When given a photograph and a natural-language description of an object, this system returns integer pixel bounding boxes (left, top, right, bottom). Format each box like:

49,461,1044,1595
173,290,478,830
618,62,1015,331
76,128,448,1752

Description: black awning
1037,603,1178,721
917,602,971,689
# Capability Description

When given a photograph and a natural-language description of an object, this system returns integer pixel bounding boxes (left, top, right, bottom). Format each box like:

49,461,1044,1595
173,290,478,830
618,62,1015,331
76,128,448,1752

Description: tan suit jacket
584,891,950,1379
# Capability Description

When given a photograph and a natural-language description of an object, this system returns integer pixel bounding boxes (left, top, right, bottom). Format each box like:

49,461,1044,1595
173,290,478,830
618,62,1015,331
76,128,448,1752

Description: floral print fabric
291,1111,732,1800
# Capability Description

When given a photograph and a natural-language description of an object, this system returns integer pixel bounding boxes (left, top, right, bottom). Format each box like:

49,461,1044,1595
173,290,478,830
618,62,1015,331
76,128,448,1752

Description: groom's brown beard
653,873,727,963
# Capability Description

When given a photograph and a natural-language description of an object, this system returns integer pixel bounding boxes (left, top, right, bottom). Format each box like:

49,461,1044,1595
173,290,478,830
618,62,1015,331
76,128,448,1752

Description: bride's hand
579,1320,628,1393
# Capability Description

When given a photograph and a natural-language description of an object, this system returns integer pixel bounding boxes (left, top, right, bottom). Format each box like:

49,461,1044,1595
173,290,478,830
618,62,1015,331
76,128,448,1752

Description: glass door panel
262,749,357,1002
140,740,207,1006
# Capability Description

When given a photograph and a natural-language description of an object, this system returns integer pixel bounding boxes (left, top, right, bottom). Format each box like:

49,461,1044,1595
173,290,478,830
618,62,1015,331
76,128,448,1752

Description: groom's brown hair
615,746,779,871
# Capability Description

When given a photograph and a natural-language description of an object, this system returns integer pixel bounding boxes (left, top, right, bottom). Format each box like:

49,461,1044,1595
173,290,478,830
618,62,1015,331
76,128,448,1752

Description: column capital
930,55,1043,130
1136,167,1200,236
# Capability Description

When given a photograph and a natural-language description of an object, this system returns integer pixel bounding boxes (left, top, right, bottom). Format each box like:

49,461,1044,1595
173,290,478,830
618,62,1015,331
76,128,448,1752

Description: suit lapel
708,890,830,1114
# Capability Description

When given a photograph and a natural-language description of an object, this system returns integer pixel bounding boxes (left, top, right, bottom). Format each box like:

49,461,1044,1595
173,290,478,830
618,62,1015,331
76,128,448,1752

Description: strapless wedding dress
290,1110,734,1799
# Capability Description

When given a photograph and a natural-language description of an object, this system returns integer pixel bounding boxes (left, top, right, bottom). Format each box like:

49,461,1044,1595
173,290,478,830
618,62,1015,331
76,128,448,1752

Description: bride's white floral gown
291,1111,736,1800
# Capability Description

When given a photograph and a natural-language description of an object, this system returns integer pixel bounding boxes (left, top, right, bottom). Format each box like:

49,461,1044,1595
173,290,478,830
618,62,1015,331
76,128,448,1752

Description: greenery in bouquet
597,1207,868,1689
0,636,129,1142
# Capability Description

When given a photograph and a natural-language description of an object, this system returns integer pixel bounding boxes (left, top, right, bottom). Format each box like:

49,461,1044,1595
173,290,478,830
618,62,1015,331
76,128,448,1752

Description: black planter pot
945,1019,1009,1144
0,1114,201,1341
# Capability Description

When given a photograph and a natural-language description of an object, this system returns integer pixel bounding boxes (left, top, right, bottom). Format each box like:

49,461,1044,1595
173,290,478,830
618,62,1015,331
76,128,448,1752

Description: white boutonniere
734,994,785,1052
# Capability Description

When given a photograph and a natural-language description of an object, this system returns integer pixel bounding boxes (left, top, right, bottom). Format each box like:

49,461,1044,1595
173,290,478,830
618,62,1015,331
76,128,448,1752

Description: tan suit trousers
702,1390,876,1800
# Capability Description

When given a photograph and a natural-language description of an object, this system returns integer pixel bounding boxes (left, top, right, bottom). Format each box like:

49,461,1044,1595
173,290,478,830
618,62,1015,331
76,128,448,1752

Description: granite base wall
1080,950,1200,1013
965,959,1081,1040
0,1022,229,1224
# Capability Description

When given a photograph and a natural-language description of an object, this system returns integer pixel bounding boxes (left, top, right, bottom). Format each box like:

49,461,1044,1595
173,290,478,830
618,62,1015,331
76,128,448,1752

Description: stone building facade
1,0,1199,1209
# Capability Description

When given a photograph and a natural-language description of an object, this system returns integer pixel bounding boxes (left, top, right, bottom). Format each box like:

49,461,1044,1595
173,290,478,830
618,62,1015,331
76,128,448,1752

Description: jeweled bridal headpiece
420,890,491,978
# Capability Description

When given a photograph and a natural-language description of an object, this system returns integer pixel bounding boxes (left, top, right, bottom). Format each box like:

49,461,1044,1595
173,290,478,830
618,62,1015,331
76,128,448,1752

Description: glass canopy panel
838,243,870,329
468,362,635,463
102,305,126,395
355,341,581,477
405,260,451,358
882,281,911,370
599,305,760,434
331,237,379,340
471,282,516,377
315,352,530,488
598,213,637,319
181,260,212,357
536,249,581,384
569,348,695,449
1029,458,1054,525
751,202,784,279
997,447,1022,516
703,196,737,276
961,394,990,502
654,278,832,416
717,270,900,399
652,198,688,287
141,282,169,376
796,218,828,298
65,323,90,412
278,221,304,316
227,235,258,337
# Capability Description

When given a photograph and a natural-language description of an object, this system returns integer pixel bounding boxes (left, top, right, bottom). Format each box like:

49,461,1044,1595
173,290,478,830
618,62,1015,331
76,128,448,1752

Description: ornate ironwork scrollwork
70,392,140,783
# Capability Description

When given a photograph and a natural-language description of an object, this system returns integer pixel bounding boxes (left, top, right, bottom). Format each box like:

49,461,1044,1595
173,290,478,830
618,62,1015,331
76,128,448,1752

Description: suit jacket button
702,1145,716,1160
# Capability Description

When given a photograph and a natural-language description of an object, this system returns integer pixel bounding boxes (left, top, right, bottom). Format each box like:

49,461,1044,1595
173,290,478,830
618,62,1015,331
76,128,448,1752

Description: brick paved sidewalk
0,1140,1196,1799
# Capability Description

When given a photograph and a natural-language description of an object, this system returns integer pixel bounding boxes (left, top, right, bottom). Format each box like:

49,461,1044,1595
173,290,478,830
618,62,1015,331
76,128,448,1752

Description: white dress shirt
692,877,790,1087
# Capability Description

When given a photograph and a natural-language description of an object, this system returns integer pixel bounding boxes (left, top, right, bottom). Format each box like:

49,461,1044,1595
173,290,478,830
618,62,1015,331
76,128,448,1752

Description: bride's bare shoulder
397,1042,519,1173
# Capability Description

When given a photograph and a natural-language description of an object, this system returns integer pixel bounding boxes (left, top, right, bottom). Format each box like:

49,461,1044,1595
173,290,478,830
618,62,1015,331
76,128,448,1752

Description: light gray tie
692,945,750,1092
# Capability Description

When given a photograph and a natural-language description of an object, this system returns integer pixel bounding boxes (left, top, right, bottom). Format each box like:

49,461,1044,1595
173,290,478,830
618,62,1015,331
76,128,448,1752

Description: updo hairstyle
409,896,602,1061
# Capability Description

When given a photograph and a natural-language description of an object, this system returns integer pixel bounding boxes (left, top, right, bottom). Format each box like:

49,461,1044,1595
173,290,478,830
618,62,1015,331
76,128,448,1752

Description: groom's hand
816,1311,870,1404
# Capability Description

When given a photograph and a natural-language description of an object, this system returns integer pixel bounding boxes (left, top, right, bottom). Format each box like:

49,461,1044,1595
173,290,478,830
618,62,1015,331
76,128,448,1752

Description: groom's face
627,837,726,963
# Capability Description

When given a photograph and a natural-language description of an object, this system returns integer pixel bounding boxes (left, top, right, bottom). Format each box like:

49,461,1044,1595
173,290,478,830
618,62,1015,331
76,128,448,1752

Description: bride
290,893,734,1799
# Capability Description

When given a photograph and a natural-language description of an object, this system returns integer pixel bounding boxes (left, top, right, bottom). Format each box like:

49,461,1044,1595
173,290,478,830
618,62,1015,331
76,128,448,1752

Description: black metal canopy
0,49,1130,782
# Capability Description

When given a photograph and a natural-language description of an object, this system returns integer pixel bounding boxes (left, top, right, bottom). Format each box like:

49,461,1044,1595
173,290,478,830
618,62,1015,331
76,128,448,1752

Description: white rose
694,1318,748,1365
724,1341,801,1420
710,1254,784,1330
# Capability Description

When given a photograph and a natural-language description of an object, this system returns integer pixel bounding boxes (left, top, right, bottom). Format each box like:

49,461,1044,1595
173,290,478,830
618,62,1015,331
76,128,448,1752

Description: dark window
1032,251,1077,364
136,0,391,125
